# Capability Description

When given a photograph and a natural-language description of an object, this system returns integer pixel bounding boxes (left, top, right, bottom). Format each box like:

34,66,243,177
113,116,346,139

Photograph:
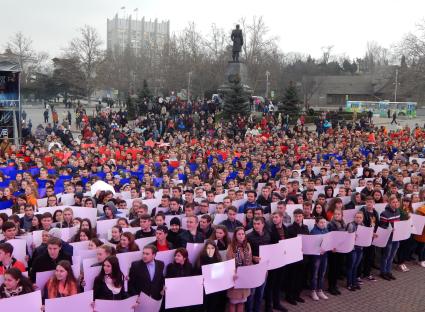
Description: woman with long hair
93,255,127,300
0,268,35,298
44,260,78,299
209,225,230,251
226,227,252,312
197,240,225,312
116,232,139,253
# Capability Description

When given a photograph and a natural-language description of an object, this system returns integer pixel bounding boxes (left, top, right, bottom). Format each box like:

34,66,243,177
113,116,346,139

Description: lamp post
265,70,270,98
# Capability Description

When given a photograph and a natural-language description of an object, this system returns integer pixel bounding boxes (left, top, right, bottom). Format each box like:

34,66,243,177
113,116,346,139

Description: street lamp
265,71,270,98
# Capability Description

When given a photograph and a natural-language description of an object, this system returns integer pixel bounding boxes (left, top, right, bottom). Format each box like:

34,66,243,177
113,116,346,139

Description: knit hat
170,217,181,226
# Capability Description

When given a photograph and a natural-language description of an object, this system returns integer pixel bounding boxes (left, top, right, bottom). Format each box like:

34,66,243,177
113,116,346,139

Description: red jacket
0,258,26,275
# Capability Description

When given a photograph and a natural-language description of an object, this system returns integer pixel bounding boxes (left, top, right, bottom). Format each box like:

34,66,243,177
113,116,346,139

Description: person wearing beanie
167,217,183,247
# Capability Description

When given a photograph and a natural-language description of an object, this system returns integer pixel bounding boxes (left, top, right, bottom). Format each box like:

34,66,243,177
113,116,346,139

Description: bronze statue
231,24,243,62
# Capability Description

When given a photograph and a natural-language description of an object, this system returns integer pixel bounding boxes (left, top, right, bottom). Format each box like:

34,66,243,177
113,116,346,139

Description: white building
107,14,170,56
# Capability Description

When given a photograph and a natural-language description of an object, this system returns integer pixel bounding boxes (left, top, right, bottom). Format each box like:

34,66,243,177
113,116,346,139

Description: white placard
0,290,42,312
117,251,142,277
45,290,93,312
95,295,138,312
411,214,425,235
165,275,204,308
355,225,374,247
234,261,267,289
156,249,176,274
186,243,205,265
301,234,324,255
135,291,163,312
372,227,392,248
393,220,412,241
135,236,156,250
201,259,235,294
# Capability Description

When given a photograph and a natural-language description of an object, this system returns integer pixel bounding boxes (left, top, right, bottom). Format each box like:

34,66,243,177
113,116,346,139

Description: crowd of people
0,96,425,312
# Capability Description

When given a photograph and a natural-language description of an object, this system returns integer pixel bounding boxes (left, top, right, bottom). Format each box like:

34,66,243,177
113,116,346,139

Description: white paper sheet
303,219,316,231
301,234,324,255
234,261,267,289
321,231,355,253
135,291,163,312
45,291,93,312
35,270,54,290
95,295,138,312
411,214,425,235
0,290,42,312
83,264,102,292
156,249,176,274
8,238,27,265
186,243,205,264
135,236,156,250
393,220,412,241
165,275,204,308
202,259,235,294
355,225,374,247
259,242,285,270
96,219,118,236
281,236,303,265
116,251,142,277
372,227,392,247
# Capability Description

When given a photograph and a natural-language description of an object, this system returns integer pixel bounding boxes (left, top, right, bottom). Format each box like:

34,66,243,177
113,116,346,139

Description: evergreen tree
281,81,299,116
222,75,251,117
136,80,152,115
126,95,137,120
139,79,152,100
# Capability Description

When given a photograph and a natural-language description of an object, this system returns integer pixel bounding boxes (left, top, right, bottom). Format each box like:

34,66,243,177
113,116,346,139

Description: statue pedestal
218,62,253,95
218,62,253,116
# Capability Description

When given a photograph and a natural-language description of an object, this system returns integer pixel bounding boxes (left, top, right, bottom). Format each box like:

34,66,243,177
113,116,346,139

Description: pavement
276,261,425,312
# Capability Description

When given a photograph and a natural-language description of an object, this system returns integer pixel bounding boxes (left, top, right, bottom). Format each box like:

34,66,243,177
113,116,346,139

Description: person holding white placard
246,216,271,312
226,227,252,312
378,195,401,281
396,197,414,272
309,216,329,301
165,248,195,312
0,268,35,298
326,208,346,296
43,260,78,300
286,209,309,305
413,204,425,267
265,212,288,312
196,240,226,312
346,212,365,291
93,255,127,300
128,245,165,311
359,196,380,281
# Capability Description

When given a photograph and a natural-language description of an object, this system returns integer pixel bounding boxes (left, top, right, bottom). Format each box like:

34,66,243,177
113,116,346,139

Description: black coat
177,230,204,248
93,277,128,300
165,262,193,278
128,260,165,300
30,251,72,282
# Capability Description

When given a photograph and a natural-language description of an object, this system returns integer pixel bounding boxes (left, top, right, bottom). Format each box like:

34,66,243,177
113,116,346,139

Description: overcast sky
2,0,425,60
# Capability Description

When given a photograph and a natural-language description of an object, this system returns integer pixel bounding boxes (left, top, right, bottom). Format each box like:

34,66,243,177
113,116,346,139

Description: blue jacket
310,225,328,235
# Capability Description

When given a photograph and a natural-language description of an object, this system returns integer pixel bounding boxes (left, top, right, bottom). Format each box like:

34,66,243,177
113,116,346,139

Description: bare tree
5,32,37,83
67,25,103,104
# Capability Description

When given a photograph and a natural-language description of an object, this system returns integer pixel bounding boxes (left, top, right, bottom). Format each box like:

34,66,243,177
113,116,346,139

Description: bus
346,101,417,117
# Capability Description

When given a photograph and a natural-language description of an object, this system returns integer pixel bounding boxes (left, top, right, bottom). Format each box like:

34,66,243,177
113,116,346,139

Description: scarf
234,244,252,267
3,286,23,298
